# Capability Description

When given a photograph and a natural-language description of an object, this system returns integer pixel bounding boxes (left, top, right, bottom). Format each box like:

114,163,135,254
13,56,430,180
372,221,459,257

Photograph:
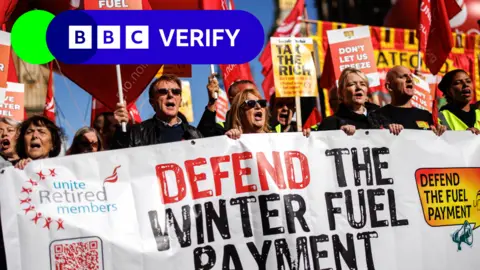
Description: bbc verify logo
69,26,149,49
68,26,240,50
45,10,264,64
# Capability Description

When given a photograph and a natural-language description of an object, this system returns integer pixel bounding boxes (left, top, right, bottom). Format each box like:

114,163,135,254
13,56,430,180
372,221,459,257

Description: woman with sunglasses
67,127,104,155
317,67,389,135
225,89,270,139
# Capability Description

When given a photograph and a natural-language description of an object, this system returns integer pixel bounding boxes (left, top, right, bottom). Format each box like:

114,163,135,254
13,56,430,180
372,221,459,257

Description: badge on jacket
416,121,430,129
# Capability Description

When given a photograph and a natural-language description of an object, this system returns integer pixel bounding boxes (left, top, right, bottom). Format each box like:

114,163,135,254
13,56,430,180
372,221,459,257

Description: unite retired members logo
19,166,121,230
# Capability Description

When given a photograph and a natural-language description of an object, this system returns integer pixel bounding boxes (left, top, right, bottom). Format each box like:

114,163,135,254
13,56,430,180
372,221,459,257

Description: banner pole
295,95,302,131
416,49,422,72
116,64,127,132
304,4,323,120
210,64,218,99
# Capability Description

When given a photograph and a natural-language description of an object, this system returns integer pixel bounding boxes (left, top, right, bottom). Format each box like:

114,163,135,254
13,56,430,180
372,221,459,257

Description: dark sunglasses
243,99,267,108
156,88,182,96
79,140,98,148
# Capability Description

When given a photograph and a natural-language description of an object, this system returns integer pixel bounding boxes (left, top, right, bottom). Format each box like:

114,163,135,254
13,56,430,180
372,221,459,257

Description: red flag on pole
259,0,304,98
416,0,431,52
217,0,254,90
303,106,322,129
44,61,55,123
422,0,461,75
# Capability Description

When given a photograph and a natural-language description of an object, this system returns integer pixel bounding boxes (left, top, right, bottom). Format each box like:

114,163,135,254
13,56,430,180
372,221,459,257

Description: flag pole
210,66,218,99
292,38,302,132
116,64,127,132
304,4,323,122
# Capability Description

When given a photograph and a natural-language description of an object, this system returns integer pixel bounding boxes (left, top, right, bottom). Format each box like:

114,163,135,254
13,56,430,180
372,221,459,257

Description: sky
54,0,319,146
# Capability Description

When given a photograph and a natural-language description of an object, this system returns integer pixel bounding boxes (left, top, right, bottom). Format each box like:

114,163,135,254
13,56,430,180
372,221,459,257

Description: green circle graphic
11,10,55,65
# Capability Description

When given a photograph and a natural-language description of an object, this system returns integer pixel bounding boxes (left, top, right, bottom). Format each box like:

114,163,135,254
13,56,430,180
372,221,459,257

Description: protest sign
1,130,480,270
156,65,193,78
411,74,434,113
179,80,194,123
0,30,11,88
271,37,318,98
326,26,380,87
84,0,142,10
316,21,479,114
0,82,24,121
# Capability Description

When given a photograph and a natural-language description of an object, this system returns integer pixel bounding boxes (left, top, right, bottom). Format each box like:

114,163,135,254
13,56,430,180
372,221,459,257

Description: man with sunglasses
197,74,257,137
111,74,202,149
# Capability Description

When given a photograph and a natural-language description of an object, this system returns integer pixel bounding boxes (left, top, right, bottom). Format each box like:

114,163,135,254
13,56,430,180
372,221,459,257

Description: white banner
1,130,480,270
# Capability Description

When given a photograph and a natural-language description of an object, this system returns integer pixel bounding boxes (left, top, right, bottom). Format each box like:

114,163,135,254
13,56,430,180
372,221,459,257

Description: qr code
50,236,103,270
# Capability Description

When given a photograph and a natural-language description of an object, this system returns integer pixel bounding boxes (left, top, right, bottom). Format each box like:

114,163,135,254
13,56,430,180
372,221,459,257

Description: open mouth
406,84,414,90
30,142,41,150
461,88,472,96
165,101,176,108
254,111,263,121
354,90,364,98
279,112,289,120
1,139,10,150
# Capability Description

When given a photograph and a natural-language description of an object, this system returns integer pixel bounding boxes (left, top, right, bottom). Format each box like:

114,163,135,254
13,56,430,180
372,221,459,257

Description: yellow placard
271,37,318,98
179,81,194,123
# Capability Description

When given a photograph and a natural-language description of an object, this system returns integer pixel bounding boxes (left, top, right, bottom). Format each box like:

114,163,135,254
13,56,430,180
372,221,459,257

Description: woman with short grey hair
0,117,21,169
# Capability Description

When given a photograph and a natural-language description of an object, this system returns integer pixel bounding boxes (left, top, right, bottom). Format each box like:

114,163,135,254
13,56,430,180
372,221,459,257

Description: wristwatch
208,97,217,105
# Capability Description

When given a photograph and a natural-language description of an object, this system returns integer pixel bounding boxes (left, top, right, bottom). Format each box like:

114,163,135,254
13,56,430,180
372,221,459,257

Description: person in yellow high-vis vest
437,69,480,135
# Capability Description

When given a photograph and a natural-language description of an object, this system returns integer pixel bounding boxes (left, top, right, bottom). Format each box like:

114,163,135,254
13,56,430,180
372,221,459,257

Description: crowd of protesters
0,65,478,267
0,65,478,171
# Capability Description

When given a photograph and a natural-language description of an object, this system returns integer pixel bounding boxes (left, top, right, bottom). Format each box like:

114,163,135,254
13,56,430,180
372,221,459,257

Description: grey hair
0,117,21,128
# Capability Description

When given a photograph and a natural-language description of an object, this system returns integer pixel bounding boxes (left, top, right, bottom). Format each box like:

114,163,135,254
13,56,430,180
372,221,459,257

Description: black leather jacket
111,116,203,149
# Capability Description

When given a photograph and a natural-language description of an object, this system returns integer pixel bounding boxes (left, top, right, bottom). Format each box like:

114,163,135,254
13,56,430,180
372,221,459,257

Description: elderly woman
67,127,103,155
317,67,391,135
15,115,64,169
0,117,20,169
438,69,480,134
225,88,270,139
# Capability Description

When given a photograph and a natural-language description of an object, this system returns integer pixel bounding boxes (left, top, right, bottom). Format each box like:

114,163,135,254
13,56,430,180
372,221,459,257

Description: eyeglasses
79,140,98,148
156,88,182,96
275,101,295,108
243,99,267,108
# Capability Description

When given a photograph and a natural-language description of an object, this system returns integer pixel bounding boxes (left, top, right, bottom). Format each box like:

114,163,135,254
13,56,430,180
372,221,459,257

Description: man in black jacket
111,74,202,149
373,65,446,135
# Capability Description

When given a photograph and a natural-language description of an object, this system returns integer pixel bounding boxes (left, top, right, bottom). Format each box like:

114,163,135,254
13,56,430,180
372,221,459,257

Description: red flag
259,0,304,98
207,0,253,91
303,107,322,129
416,0,431,52
258,0,304,69
218,63,254,92
201,0,230,10
424,0,461,75
128,103,142,124
261,68,275,98
319,46,336,89
43,62,55,123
